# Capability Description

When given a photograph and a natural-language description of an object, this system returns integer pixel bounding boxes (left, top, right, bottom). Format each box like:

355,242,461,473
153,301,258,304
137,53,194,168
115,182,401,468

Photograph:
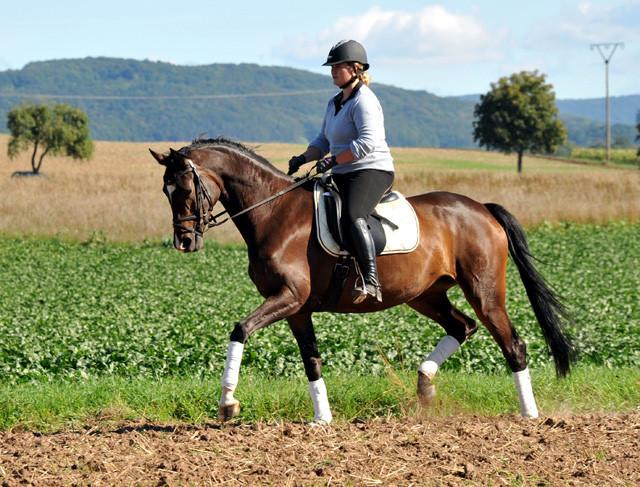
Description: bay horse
150,137,575,424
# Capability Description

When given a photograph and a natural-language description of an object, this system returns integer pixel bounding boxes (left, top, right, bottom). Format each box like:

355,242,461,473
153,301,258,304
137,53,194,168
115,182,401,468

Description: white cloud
525,2,640,49
278,6,509,68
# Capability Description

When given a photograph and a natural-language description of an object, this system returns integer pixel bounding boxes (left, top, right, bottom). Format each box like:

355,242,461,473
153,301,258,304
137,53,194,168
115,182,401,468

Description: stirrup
352,278,382,304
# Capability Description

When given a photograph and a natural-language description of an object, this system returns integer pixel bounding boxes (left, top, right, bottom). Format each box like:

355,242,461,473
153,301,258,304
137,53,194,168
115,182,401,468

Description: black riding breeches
332,169,395,225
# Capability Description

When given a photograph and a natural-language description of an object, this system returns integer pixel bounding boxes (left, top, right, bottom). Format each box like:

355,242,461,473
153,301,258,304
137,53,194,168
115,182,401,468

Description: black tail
485,203,575,377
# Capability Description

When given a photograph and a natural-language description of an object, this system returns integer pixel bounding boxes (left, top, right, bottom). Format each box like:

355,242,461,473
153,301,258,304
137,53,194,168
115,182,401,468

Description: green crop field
1,222,638,384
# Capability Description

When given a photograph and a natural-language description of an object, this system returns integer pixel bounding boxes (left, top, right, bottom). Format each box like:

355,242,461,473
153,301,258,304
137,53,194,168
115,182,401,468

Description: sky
2,0,639,100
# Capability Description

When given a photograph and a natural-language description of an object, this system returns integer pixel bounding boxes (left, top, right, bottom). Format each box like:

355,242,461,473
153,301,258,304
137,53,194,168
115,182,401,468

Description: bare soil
1,412,638,486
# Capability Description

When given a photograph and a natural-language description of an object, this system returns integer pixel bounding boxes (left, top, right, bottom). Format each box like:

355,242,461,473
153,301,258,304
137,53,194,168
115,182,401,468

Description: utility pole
591,43,624,163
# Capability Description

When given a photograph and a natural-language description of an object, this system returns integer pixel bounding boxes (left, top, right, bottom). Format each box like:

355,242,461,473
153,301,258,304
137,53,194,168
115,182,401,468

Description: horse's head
150,147,220,252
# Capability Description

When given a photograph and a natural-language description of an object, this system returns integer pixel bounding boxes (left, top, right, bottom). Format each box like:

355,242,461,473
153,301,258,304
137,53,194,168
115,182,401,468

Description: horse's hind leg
457,273,539,418
408,291,479,405
287,313,332,425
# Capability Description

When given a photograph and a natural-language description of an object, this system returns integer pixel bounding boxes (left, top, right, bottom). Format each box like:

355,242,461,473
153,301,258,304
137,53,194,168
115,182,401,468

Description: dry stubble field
1,134,640,486
1,134,639,244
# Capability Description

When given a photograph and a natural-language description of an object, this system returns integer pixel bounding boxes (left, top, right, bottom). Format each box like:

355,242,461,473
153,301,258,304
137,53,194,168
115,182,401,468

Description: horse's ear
169,149,191,170
149,149,169,166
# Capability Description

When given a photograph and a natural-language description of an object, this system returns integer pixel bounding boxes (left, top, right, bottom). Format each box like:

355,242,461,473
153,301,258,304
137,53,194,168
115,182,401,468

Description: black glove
316,155,338,173
287,155,306,175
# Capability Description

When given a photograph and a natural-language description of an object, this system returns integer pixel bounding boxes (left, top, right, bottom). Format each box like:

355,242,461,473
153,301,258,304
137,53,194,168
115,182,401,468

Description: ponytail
353,62,370,86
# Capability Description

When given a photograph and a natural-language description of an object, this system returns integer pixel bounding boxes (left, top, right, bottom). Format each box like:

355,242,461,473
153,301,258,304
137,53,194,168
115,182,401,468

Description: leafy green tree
611,135,633,149
7,102,94,175
473,71,567,172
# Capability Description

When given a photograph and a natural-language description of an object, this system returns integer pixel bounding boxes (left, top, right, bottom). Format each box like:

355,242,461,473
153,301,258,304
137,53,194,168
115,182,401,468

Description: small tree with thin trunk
473,71,567,173
7,102,94,175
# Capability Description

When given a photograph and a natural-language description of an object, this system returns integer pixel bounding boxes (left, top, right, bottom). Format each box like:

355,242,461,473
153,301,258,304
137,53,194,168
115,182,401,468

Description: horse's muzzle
174,232,203,253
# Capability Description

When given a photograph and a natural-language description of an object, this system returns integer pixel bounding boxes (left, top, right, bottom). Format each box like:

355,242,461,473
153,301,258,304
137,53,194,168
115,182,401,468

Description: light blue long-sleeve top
309,82,394,175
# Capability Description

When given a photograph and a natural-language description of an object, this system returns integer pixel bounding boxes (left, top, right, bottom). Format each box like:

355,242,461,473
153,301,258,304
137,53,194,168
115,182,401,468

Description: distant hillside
454,93,640,126
0,58,636,148
0,58,475,148
556,96,640,126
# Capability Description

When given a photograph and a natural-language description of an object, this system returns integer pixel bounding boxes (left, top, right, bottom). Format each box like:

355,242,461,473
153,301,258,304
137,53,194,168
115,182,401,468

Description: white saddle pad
313,181,420,257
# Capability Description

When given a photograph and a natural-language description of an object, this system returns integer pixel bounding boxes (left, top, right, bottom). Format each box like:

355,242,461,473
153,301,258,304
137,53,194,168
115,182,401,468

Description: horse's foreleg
219,341,243,421
219,285,302,422
287,313,332,425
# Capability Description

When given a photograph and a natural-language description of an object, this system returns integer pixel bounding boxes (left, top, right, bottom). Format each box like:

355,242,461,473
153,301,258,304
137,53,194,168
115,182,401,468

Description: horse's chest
247,256,284,294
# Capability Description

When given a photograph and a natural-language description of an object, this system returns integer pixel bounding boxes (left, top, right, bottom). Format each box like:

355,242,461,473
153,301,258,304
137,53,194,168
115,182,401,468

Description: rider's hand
287,155,306,175
316,155,338,173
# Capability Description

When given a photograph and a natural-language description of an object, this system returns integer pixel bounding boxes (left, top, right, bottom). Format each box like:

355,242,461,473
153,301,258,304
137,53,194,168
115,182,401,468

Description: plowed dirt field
1,412,638,486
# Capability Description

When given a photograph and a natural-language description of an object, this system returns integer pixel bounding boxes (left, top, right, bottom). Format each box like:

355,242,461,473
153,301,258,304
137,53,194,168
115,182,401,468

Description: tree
473,71,567,173
611,135,633,149
7,102,94,175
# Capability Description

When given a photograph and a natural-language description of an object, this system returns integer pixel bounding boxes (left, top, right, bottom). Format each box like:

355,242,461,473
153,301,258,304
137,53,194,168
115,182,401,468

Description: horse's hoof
417,371,436,405
309,419,331,427
218,401,240,422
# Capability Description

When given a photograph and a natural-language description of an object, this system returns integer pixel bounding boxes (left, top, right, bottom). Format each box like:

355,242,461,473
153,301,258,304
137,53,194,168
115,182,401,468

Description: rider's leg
333,169,394,303
346,218,381,303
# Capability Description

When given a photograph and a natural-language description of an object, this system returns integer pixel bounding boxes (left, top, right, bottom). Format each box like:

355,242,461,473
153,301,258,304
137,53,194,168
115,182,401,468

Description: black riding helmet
322,40,370,71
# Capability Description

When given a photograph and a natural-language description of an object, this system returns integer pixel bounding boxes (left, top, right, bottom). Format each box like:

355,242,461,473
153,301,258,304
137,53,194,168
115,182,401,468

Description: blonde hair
353,62,370,86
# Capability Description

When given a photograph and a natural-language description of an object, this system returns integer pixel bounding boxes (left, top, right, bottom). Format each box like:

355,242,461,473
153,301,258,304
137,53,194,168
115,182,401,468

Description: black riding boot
347,218,382,303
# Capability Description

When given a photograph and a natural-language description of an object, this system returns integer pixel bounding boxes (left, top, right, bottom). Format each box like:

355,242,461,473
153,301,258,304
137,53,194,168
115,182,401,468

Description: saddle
313,177,420,257
313,175,420,311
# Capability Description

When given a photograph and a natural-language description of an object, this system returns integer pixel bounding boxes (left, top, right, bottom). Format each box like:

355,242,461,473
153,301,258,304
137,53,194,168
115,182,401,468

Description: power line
590,42,624,163
0,89,334,101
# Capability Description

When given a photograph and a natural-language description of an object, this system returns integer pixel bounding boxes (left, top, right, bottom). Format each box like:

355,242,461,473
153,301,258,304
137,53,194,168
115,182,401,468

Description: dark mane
179,136,276,170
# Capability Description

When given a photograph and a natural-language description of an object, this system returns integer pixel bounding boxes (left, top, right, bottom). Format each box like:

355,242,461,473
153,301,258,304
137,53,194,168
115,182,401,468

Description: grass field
2,366,638,432
1,135,639,429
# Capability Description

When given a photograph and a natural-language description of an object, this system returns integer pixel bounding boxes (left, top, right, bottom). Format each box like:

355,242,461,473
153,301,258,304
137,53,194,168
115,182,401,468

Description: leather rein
166,159,319,238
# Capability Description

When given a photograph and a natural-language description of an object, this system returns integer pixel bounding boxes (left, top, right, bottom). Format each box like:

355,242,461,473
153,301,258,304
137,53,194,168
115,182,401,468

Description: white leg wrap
308,378,332,424
513,368,539,418
418,335,461,377
221,341,244,391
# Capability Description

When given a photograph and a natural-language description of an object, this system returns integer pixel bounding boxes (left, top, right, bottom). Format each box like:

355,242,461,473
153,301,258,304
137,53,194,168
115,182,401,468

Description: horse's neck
204,149,294,241
217,154,287,209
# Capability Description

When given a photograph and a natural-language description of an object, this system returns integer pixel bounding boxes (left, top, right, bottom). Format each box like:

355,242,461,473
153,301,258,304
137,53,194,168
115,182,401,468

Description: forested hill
0,57,636,147
0,57,475,147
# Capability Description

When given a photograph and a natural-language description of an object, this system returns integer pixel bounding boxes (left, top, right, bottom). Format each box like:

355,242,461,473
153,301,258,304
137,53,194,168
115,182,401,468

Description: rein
170,159,319,235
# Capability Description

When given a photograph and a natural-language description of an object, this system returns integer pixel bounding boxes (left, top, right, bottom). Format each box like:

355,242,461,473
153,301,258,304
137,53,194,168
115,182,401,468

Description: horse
149,137,575,424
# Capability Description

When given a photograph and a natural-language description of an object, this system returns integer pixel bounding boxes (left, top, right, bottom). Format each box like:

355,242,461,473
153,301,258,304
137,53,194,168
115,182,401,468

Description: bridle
165,158,320,238
164,159,216,240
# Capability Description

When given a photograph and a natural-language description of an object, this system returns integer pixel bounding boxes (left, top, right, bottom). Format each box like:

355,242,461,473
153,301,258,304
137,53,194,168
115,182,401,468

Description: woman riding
288,39,395,304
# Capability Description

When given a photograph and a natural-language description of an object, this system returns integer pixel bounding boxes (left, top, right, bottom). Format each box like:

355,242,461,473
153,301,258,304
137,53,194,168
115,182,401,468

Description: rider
288,40,395,304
